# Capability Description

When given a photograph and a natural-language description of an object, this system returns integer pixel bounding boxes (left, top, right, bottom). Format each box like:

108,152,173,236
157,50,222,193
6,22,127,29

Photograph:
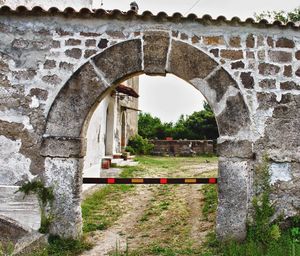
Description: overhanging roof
116,84,139,98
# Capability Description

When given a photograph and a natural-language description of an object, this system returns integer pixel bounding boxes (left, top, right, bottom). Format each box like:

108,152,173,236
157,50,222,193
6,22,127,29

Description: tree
138,102,219,140
254,7,300,23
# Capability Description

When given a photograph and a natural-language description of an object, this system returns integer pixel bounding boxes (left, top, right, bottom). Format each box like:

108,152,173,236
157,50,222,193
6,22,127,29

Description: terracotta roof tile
0,5,298,29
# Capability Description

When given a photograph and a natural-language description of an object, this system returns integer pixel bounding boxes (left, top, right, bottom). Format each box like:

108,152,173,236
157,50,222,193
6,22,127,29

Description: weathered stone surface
180,33,188,40
246,34,255,48
240,72,254,89
203,36,225,45
65,39,81,46
257,50,265,61
217,158,252,241
59,62,74,71
0,186,40,231
295,50,300,60
43,59,56,69
217,93,250,136
295,68,300,77
220,50,243,60
246,51,255,59
0,215,29,245
267,37,274,47
168,40,218,81
85,39,96,47
98,38,109,49
45,157,82,238
259,79,276,89
42,75,62,85
51,40,60,48
231,61,245,69
93,40,142,84
257,92,278,110
255,94,300,162
280,81,300,90
229,36,241,48
106,30,125,38
84,49,97,58
143,31,170,75
276,37,295,48
13,70,36,80
217,140,253,158
206,69,237,102
210,48,219,57
191,35,200,44
45,62,107,137
283,65,293,77
41,136,86,158
30,88,48,101
65,48,82,59
80,32,101,37
269,50,292,63
258,63,280,75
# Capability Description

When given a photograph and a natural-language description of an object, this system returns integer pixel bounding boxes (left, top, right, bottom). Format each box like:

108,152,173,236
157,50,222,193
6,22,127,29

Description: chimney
130,1,139,13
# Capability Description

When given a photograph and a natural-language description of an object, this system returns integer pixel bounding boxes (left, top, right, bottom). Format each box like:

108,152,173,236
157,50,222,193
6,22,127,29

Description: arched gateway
0,7,299,242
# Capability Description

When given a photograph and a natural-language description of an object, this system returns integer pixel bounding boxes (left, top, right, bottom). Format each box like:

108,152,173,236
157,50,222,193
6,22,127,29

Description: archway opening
43,38,252,242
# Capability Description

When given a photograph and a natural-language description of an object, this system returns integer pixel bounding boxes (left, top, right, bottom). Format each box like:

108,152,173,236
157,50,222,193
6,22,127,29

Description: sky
96,0,300,122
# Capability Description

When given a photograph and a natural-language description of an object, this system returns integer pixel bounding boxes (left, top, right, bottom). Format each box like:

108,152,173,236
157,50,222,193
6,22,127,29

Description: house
83,77,139,173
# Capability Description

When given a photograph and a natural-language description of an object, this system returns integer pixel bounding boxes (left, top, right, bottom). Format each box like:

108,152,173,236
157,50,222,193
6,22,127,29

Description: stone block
258,63,280,76
220,50,243,60
246,34,255,48
84,49,97,58
41,136,86,158
216,92,250,136
85,39,96,47
259,79,276,89
43,59,56,69
229,36,241,47
217,140,253,158
65,48,82,59
203,36,225,45
257,92,278,110
168,40,218,81
217,158,253,241
45,157,82,239
93,40,142,84
280,81,300,90
231,61,244,69
206,69,238,102
283,65,293,77
65,39,81,46
269,50,292,63
240,72,254,89
143,31,170,75
0,186,40,231
42,75,62,85
275,37,295,48
98,38,109,49
45,62,107,137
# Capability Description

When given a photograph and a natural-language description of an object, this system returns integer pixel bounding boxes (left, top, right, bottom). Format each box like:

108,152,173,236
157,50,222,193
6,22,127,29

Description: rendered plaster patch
0,136,33,185
0,109,33,131
270,162,292,185
29,95,40,108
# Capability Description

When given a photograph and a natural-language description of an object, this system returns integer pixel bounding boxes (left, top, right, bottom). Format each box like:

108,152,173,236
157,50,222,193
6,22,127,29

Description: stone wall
151,140,214,156
0,9,299,241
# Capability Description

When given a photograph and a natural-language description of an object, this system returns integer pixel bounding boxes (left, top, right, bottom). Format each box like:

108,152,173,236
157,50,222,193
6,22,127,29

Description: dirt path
81,159,217,256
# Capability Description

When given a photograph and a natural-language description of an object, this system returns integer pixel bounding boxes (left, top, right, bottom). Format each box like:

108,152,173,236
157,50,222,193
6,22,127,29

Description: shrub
125,134,154,155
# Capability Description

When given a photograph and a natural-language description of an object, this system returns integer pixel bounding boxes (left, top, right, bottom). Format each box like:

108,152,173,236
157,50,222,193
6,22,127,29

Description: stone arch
42,34,253,240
